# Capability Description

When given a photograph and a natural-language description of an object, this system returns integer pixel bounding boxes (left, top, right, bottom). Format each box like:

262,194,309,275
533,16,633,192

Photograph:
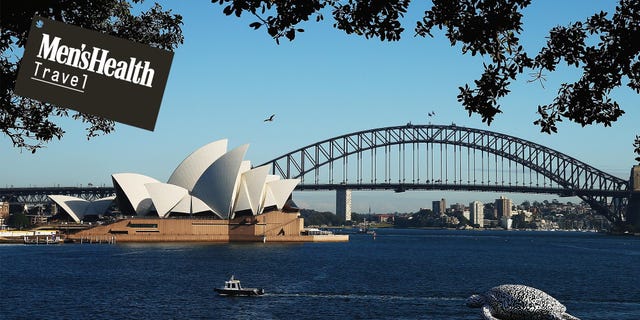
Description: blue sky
2,0,638,213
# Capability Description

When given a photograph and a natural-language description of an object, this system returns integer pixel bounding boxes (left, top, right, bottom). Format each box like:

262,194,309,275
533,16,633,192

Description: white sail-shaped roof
106,139,300,220
233,180,253,214
168,139,228,191
239,161,251,174
49,195,115,223
145,183,188,218
172,195,222,218
261,187,278,211
230,160,252,216
266,179,300,209
259,175,280,211
191,196,218,216
48,195,89,223
85,196,116,215
245,165,270,214
112,173,159,215
172,195,191,213
192,144,249,219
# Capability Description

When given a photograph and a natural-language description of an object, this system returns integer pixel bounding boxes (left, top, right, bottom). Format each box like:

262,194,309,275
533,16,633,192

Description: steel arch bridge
261,124,634,223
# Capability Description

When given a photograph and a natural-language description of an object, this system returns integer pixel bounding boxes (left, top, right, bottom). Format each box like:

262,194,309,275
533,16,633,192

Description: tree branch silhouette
212,0,639,161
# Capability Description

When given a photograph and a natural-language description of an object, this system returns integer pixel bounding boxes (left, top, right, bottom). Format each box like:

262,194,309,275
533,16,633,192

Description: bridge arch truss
262,124,631,222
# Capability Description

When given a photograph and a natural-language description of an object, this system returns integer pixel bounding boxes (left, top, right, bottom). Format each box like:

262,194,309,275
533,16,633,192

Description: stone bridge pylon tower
629,165,640,230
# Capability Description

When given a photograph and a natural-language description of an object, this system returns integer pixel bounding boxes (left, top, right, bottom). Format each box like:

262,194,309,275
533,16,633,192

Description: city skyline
2,1,637,213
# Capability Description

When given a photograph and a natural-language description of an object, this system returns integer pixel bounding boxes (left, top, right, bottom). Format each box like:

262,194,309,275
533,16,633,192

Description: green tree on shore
300,209,345,226
7,213,31,230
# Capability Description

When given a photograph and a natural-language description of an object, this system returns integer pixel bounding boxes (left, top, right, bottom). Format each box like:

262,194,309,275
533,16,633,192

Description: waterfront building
501,216,513,230
495,196,513,220
432,201,440,214
376,214,394,223
49,139,299,222
48,139,347,243
450,203,465,212
462,209,470,221
0,202,8,229
432,198,446,214
470,201,484,228
514,210,534,222
0,201,8,219
27,214,48,225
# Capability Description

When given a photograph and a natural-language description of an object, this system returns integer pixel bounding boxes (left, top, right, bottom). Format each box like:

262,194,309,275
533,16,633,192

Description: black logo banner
15,16,174,131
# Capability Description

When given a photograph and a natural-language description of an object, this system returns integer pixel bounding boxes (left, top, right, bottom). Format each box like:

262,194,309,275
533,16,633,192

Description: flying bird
264,114,275,122
428,111,436,117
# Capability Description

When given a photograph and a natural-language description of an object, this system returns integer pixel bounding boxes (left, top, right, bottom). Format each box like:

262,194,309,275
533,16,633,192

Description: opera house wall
68,211,348,243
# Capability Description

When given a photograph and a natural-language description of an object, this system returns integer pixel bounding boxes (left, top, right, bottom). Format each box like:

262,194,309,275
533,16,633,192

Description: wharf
0,230,62,244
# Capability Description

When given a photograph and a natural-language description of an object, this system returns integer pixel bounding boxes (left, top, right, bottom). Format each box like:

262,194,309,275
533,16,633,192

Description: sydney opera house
49,139,347,242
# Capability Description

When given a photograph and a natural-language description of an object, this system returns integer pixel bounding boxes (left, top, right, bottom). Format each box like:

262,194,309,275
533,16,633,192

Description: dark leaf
223,5,233,15
286,28,295,41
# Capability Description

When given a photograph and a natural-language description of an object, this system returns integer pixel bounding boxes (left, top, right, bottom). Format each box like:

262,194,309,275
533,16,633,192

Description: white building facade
470,201,484,228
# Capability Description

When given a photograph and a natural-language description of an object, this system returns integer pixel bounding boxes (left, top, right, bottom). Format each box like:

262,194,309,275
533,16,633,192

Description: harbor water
1,229,639,319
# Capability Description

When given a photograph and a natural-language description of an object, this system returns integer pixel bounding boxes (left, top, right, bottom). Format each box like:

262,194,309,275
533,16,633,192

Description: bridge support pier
628,165,640,231
336,188,352,222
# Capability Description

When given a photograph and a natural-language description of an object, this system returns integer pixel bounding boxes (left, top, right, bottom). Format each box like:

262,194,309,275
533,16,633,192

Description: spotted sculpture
466,284,580,320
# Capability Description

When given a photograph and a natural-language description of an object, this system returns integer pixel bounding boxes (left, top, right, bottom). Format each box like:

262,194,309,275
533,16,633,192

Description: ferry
214,276,264,296
0,230,62,244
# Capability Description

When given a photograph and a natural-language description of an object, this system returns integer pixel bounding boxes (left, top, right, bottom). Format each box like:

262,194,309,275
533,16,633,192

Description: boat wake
265,292,465,302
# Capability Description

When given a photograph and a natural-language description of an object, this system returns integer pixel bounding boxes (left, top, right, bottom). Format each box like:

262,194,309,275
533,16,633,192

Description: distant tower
628,165,640,228
432,198,446,214
495,196,512,221
336,189,352,221
432,200,440,214
632,165,640,190
470,201,484,228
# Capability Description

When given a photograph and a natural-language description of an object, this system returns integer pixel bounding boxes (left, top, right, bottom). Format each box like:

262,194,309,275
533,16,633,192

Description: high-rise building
0,201,8,230
0,201,9,219
432,201,440,214
495,196,513,220
462,209,470,221
432,198,446,214
501,216,513,230
470,201,484,227
451,203,465,212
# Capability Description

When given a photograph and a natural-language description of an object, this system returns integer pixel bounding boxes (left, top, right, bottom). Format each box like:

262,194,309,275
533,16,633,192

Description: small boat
357,227,375,235
214,275,264,296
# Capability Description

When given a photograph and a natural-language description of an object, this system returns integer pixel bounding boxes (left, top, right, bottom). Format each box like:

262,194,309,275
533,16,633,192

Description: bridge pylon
628,165,640,230
336,188,352,222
